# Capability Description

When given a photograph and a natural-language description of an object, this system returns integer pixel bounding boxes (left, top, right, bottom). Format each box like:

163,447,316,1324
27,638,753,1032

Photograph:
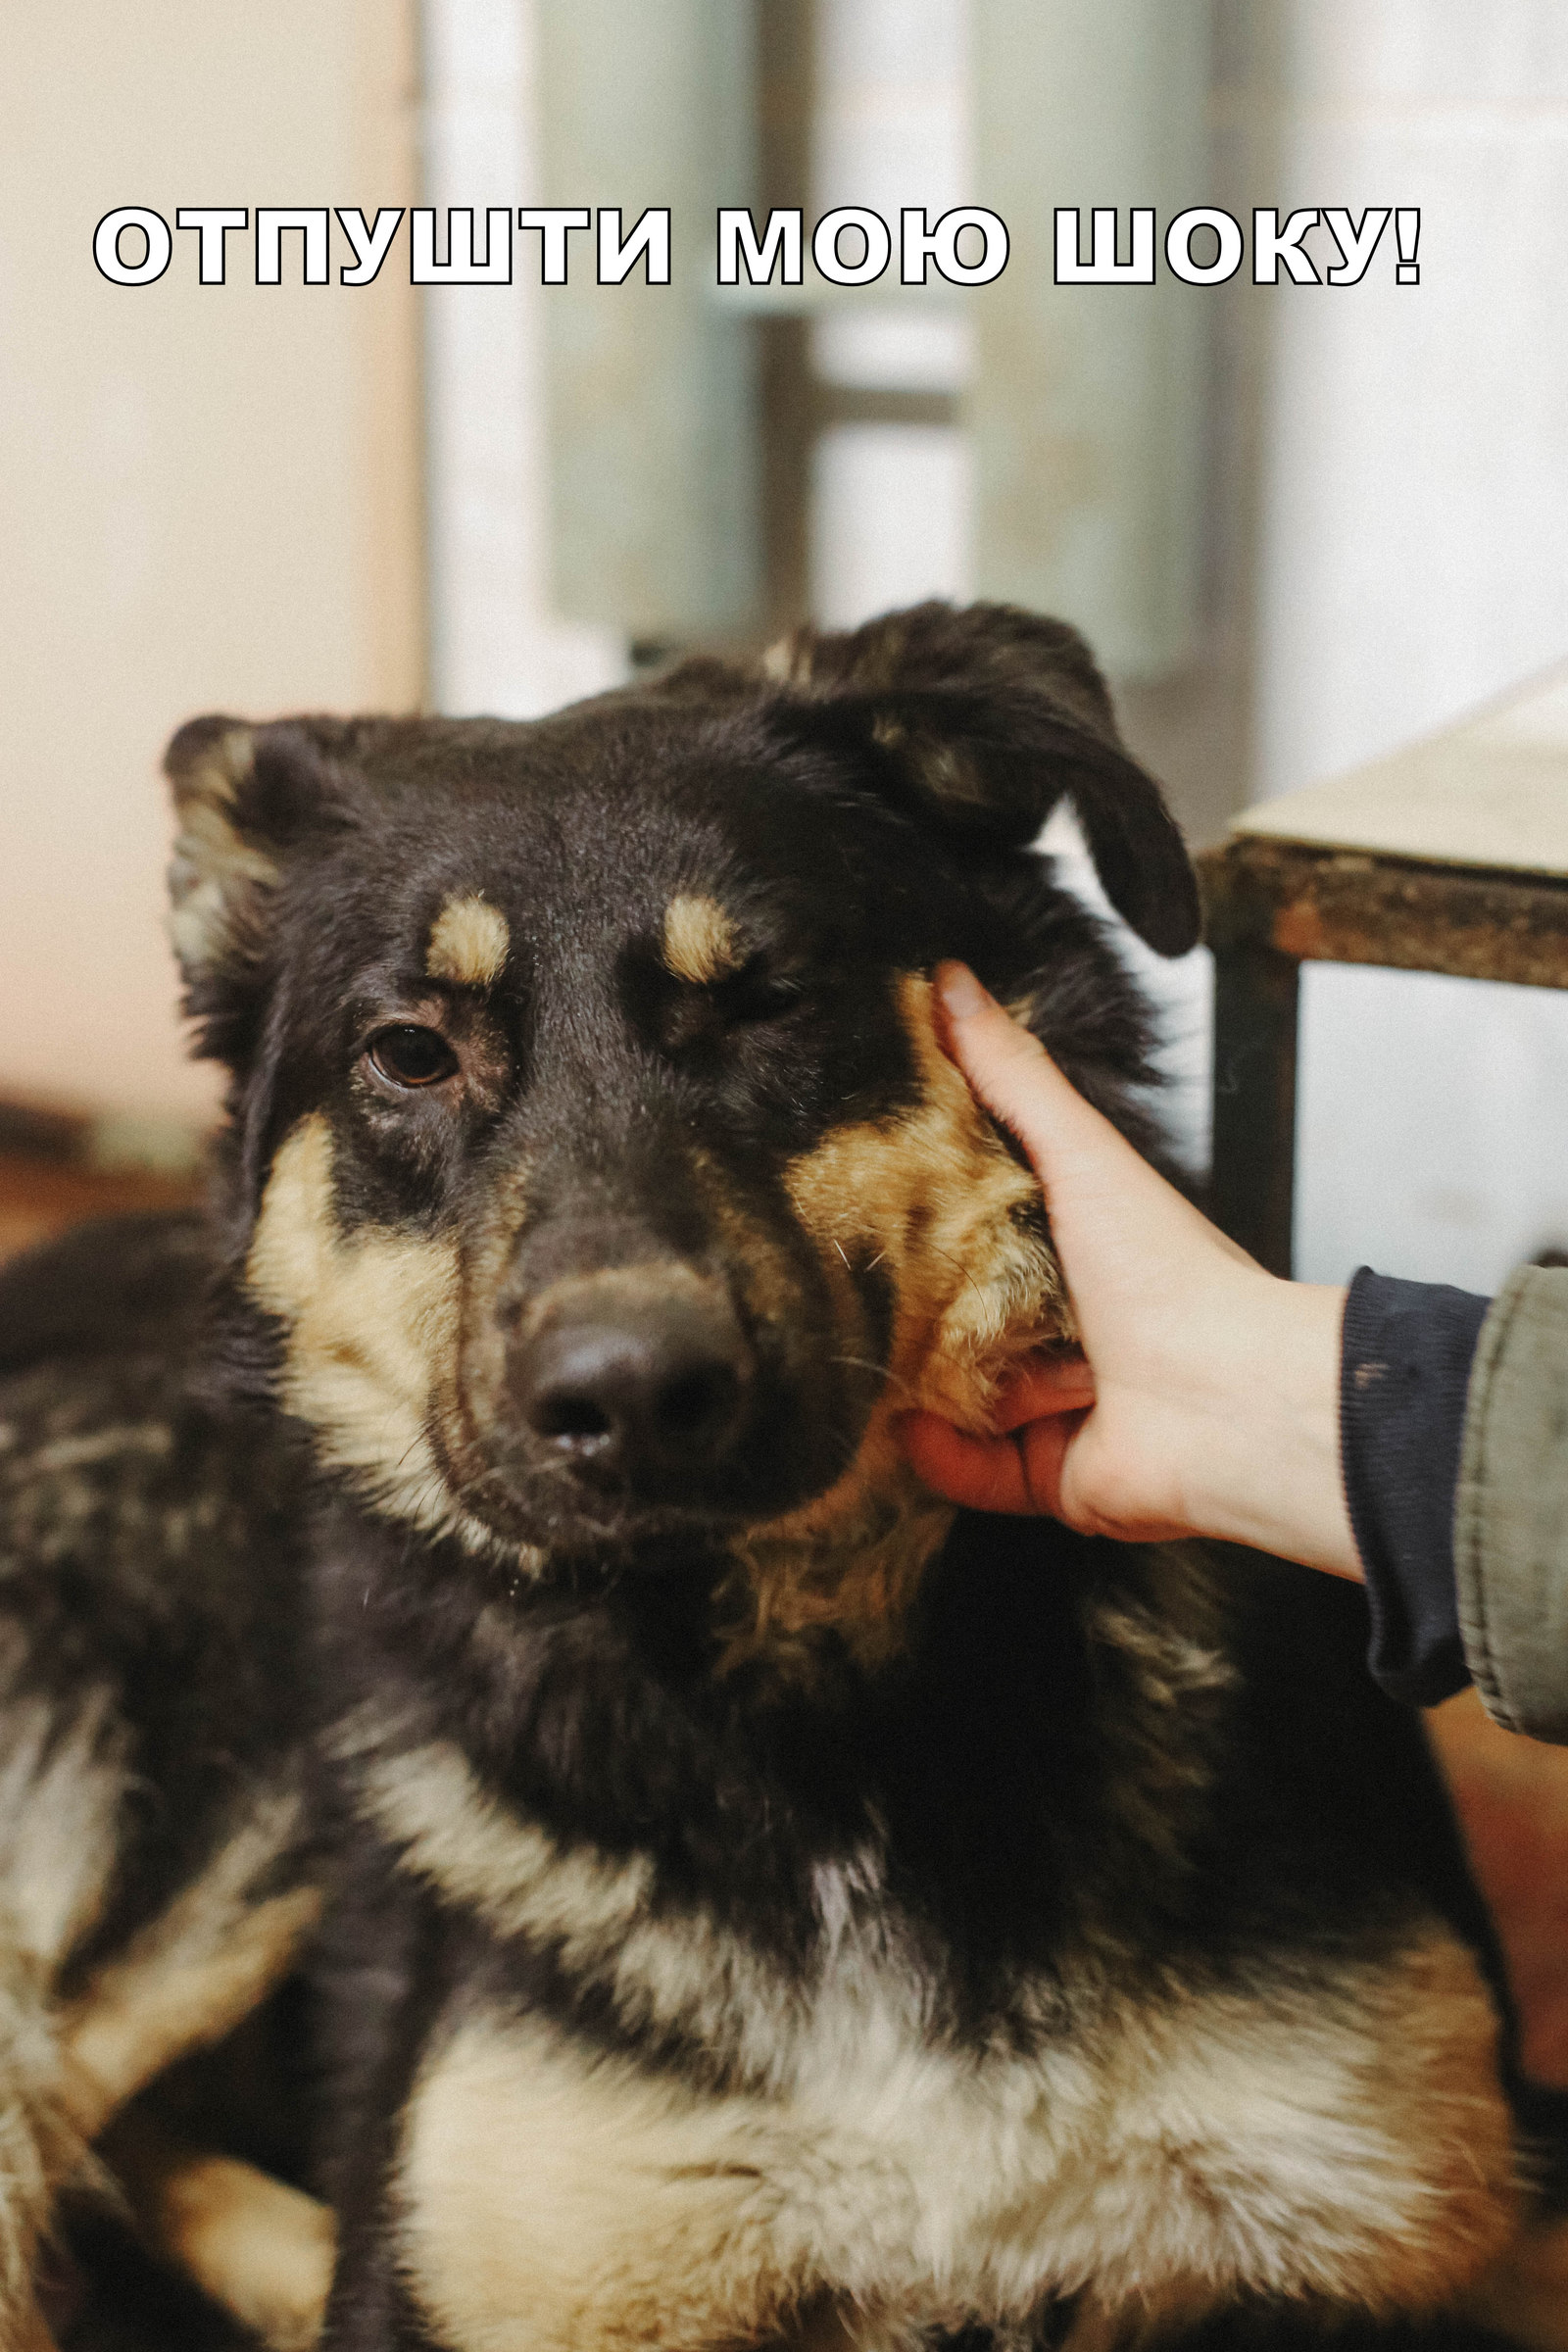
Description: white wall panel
1254,0,1568,1287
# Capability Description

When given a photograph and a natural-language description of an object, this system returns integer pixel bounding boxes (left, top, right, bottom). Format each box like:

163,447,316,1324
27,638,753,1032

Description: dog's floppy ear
764,601,1200,957
164,714,346,992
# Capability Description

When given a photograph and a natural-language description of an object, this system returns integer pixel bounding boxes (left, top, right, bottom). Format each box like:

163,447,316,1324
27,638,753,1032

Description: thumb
933,961,1122,1187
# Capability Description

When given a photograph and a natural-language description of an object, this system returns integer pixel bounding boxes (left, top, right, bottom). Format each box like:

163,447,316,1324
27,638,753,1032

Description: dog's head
168,601,1197,1664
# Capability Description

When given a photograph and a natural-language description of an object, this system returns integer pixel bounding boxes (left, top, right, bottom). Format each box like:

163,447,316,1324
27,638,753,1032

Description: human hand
899,964,1361,1577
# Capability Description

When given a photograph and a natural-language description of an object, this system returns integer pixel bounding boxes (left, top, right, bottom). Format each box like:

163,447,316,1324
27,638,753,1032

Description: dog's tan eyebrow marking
663,893,740,986
426,895,510,988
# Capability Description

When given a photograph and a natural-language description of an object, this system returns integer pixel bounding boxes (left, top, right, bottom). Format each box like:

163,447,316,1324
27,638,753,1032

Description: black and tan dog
0,603,1559,2350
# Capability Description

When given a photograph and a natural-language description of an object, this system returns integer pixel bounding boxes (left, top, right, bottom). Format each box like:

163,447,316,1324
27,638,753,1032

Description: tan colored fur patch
167,727,274,974
663,893,740,986
394,1922,1515,2352
246,1115,506,1552
726,972,1070,1666
61,1792,319,2138
0,1970,82,2340
791,971,1073,1417
0,1674,131,1974
347,1726,653,1957
427,895,511,989
108,2115,333,2352
398,2012,804,2352
341,1716,827,2082
0,1669,138,2328
0,1793,317,2349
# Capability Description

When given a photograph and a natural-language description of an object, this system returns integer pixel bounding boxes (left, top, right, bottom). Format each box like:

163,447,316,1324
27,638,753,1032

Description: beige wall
0,2,423,1128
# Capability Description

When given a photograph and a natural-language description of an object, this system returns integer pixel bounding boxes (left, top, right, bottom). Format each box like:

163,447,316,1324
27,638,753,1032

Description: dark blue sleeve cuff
1340,1267,1491,1708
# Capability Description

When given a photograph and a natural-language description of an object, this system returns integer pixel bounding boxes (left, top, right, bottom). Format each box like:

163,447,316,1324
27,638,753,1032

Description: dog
0,601,1559,2350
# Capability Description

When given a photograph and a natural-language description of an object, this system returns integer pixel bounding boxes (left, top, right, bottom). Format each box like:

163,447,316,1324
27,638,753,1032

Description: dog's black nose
509,1273,752,1488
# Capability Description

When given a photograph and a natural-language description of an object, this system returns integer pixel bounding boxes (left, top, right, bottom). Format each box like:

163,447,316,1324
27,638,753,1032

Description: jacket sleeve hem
1455,1265,1568,1743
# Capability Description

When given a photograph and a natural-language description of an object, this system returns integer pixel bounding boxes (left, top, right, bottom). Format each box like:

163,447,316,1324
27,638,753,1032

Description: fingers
933,961,1133,1189
935,960,1260,1280
988,1355,1096,1432
898,1408,1075,1519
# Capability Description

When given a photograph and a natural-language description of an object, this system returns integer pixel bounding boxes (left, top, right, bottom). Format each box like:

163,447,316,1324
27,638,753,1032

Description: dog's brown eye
367,1024,460,1089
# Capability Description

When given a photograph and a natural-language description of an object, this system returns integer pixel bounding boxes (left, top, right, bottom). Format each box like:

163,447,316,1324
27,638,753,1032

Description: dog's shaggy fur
0,603,1559,2350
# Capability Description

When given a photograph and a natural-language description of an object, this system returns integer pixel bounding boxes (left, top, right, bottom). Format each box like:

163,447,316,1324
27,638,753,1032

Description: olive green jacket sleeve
1455,1265,1568,1743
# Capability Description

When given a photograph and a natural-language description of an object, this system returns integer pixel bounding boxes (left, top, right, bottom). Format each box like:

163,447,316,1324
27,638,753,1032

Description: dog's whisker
825,1351,916,1406
924,1239,989,1313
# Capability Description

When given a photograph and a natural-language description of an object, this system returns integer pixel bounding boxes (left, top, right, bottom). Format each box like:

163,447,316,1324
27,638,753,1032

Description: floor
0,1150,202,1263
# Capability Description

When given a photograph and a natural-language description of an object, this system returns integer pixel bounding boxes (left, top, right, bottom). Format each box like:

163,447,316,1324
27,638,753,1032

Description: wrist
1177,1276,1361,1577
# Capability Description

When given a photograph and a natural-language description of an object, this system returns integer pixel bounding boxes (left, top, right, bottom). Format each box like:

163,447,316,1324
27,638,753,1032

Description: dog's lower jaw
718,1455,955,1681
714,1297,1064,1680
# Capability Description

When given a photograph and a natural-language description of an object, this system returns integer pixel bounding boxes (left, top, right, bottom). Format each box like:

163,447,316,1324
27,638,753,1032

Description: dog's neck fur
317,1490,1241,2034
720,1479,956,1682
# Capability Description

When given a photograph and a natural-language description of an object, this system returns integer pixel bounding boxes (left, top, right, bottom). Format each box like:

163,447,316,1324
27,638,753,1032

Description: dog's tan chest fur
395,1915,1515,2352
